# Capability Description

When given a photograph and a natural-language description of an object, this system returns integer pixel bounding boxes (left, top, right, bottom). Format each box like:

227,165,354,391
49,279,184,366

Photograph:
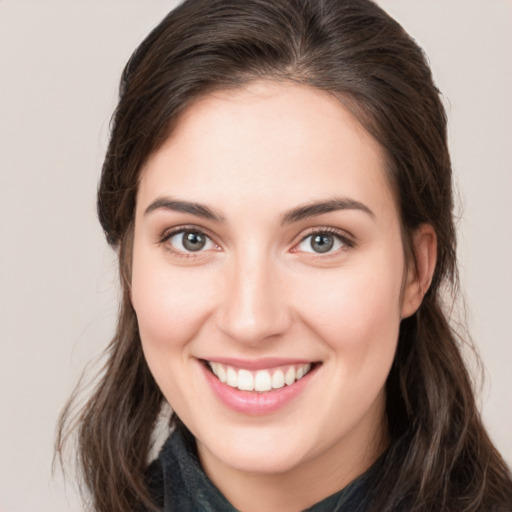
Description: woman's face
132,81,419,490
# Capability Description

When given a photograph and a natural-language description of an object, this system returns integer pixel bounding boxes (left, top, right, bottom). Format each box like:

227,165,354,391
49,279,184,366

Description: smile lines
207,361,313,392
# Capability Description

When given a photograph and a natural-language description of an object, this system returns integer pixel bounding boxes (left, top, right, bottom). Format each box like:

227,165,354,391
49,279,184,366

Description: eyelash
158,225,355,259
158,225,218,259
293,227,355,256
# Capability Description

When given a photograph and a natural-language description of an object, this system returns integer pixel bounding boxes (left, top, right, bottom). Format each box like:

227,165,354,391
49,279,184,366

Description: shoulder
145,455,165,509
143,429,239,512
144,433,186,511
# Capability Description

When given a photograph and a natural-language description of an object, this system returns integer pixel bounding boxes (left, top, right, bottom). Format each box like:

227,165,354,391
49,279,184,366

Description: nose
215,252,292,346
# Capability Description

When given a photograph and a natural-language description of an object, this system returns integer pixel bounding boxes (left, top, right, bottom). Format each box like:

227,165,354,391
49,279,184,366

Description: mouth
202,360,319,393
200,358,321,415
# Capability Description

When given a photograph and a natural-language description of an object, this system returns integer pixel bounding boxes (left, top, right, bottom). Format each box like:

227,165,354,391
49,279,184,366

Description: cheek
130,248,217,353
293,254,404,355
130,250,221,417
292,256,404,433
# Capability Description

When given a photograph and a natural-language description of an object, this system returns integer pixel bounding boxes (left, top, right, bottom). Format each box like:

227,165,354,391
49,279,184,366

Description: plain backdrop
1,1,511,511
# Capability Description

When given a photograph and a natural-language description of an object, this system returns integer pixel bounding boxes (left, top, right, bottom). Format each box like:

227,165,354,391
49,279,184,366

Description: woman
57,0,512,510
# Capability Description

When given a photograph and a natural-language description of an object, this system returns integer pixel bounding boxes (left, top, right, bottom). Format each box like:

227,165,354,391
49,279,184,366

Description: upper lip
200,357,318,370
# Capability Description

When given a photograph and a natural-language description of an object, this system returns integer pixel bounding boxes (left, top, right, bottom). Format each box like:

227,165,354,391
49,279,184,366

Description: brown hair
56,0,512,510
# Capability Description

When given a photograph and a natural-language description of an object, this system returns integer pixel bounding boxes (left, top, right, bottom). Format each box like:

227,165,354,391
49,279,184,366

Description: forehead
137,81,397,221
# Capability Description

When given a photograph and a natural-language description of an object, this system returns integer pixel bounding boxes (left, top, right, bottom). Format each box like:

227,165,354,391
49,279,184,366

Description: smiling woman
132,83,416,492
55,1,512,511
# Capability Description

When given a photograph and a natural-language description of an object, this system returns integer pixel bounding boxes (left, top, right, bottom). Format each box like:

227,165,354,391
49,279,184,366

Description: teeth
208,362,313,392
284,367,295,386
226,367,237,387
237,369,253,391
254,370,272,392
271,369,285,389
217,364,227,383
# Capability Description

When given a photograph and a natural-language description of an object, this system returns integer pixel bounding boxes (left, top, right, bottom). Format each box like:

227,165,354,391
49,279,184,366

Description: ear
401,224,437,319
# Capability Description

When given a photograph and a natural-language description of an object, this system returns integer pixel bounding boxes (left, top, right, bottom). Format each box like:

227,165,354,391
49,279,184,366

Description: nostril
214,302,293,345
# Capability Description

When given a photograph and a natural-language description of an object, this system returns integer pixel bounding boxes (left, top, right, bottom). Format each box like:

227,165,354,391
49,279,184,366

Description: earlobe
401,224,437,319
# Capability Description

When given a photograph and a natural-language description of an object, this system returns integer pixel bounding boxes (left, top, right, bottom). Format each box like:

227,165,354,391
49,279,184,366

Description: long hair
56,1,512,511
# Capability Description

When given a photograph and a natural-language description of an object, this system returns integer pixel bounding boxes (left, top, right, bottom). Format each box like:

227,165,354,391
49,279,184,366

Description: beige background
0,1,511,511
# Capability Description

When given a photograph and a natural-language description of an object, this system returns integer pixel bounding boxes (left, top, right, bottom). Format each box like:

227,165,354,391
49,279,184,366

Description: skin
131,81,436,512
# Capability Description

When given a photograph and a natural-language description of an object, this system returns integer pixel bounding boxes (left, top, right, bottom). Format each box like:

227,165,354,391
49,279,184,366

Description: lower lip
201,363,317,415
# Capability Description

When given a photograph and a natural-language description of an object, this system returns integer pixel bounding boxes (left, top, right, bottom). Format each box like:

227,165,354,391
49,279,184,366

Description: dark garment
146,428,382,512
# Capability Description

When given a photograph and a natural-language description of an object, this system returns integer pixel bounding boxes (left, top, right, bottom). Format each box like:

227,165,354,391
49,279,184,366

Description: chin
220,445,305,475
196,424,311,475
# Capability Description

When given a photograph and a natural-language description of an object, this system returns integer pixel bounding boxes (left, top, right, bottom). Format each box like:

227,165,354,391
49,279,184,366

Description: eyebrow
144,197,226,223
144,196,374,224
281,198,375,224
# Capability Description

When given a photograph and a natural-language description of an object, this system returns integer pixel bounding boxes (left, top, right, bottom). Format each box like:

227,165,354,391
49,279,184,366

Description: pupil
183,231,206,251
311,234,334,253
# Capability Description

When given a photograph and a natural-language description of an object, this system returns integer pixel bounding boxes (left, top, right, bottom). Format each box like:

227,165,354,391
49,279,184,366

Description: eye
296,231,349,254
167,229,216,253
